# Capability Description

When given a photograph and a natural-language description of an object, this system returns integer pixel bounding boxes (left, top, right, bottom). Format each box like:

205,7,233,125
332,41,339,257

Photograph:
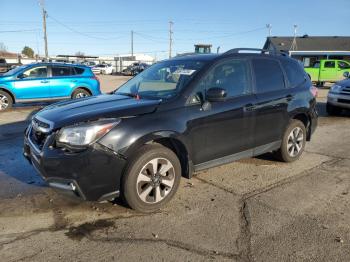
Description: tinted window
194,59,251,99
338,61,350,69
281,59,306,88
74,67,85,75
324,61,335,68
22,66,47,78
252,59,285,93
52,66,71,76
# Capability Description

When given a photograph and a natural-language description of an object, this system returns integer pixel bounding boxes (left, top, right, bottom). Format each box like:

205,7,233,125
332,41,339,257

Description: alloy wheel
75,92,88,99
136,157,175,204
0,94,9,110
287,127,304,157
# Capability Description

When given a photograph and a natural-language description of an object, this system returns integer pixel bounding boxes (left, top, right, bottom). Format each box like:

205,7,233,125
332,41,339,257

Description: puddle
65,219,115,241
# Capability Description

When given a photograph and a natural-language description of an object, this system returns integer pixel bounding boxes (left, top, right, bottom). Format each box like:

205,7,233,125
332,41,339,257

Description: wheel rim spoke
136,157,175,204
287,126,304,157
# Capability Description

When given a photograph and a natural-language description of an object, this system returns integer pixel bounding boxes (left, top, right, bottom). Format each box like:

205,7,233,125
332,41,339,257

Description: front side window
52,66,72,77
338,61,350,69
192,59,251,101
324,61,335,68
22,66,47,79
116,59,206,99
252,59,285,93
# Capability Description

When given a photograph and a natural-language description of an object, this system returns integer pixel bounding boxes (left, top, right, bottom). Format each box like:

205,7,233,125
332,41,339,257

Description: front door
185,58,256,165
13,66,50,100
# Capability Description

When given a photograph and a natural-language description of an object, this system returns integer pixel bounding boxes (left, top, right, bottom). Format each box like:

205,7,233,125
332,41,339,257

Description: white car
92,64,113,75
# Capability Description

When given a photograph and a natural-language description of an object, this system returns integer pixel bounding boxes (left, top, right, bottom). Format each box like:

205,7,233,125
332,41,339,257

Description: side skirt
193,140,281,173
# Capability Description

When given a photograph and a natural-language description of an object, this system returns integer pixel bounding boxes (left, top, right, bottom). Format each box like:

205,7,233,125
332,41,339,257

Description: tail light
310,86,318,98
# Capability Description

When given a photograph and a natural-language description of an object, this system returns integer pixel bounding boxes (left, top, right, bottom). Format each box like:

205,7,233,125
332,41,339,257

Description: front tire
326,103,342,116
274,120,306,162
122,144,181,213
0,90,13,111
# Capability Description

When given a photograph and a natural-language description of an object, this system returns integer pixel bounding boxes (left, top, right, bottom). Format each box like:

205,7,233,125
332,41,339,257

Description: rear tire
326,103,342,116
72,88,91,99
274,119,306,162
0,90,13,111
121,144,181,213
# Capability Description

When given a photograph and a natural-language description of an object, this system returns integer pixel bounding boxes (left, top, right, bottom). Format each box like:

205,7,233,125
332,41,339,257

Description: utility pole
266,24,272,37
169,21,173,59
39,0,48,60
290,24,298,51
131,30,134,58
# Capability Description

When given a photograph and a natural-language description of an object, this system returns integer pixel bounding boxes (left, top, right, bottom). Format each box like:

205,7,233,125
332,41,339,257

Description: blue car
0,63,101,110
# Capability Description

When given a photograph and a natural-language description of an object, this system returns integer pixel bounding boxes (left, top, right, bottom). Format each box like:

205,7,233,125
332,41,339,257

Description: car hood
336,78,350,86
35,94,161,129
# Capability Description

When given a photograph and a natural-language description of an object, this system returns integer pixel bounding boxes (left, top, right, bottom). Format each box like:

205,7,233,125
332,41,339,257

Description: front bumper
327,93,350,109
23,127,127,201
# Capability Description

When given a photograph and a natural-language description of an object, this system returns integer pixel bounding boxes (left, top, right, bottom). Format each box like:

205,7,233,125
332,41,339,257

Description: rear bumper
23,128,127,201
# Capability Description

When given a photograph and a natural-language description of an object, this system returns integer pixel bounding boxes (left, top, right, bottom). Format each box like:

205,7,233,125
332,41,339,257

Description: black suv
24,48,318,212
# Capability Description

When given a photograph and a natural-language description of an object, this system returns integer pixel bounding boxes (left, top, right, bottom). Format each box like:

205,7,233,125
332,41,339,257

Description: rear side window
338,61,350,69
74,67,85,75
52,66,72,76
252,59,285,93
324,61,335,68
281,59,306,88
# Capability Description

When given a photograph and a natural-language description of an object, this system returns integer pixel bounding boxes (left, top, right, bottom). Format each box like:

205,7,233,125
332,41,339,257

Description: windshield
115,59,206,99
2,65,27,76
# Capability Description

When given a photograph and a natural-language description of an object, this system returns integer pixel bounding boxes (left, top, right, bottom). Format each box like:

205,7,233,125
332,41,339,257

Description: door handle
40,80,49,83
244,103,255,112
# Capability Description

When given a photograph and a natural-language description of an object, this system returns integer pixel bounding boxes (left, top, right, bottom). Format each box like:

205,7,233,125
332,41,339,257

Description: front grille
338,99,350,104
29,117,53,151
29,128,49,151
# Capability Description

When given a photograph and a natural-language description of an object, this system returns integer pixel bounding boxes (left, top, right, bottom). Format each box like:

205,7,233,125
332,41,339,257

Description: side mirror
206,87,227,102
17,73,25,79
343,71,349,78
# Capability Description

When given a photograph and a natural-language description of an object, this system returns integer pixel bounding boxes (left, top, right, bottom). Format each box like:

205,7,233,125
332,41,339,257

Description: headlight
57,118,120,147
330,84,342,93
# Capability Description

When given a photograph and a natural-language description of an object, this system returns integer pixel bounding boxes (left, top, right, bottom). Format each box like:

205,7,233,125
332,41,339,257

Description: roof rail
223,47,289,57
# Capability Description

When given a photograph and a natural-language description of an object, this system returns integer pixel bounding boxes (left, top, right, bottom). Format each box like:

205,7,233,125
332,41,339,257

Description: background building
263,36,350,66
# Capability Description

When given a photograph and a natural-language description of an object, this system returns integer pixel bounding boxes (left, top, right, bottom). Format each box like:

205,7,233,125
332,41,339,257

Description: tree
22,46,35,58
0,42,7,51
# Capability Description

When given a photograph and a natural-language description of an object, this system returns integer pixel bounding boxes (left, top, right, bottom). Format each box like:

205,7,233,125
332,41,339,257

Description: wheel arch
120,131,192,179
290,112,311,141
0,87,16,103
71,86,92,97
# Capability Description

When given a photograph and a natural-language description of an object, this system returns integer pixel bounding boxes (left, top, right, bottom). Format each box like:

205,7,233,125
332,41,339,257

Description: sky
0,0,349,60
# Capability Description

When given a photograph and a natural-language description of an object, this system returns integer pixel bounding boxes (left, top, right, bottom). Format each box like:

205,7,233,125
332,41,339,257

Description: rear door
185,58,256,165
337,60,350,79
252,58,289,149
49,65,77,98
13,65,50,100
320,60,337,81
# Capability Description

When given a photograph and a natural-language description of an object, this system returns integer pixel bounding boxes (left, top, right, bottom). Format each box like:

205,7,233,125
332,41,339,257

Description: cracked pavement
0,84,349,262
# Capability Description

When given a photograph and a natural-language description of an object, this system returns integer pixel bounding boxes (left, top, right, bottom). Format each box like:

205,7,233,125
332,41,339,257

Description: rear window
74,67,85,75
52,66,72,76
252,59,285,93
281,59,306,88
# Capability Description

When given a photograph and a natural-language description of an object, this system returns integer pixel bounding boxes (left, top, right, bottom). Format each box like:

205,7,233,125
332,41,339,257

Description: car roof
171,53,219,61
25,62,90,68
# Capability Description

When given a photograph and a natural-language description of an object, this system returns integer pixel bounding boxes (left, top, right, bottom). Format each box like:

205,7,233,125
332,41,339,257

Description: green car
304,59,350,86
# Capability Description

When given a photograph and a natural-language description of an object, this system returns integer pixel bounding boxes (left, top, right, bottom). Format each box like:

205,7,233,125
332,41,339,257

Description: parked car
23,48,318,212
92,64,113,75
0,63,101,110
304,59,350,86
0,58,21,74
122,62,149,76
327,71,350,115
